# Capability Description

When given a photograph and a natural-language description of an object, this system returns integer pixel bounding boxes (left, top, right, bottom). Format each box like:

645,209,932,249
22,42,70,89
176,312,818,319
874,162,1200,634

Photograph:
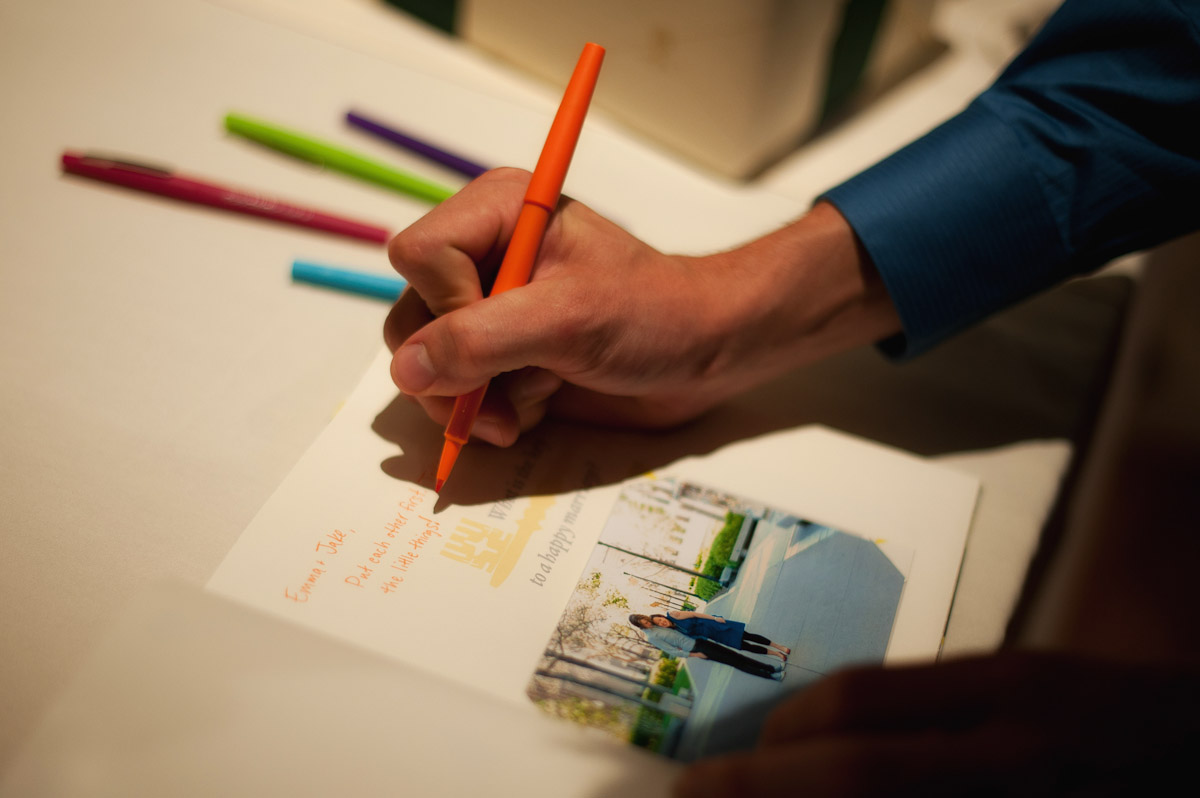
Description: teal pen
292,260,407,301
226,113,456,204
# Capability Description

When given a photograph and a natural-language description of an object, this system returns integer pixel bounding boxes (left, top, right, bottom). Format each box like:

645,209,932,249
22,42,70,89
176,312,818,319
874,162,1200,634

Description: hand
384,168,899,446
673,651,1199,797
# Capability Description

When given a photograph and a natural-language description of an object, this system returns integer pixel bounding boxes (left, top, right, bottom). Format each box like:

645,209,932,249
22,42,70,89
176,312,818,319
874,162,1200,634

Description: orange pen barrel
524,42,605,211
435,42,605,492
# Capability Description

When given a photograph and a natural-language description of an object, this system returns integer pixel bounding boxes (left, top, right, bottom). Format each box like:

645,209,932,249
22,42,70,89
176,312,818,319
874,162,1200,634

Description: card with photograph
525,475,912,761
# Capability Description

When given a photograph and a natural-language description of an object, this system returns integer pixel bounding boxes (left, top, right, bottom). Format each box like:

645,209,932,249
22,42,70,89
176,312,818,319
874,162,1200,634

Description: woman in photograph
630,612,788,681
663,610,791,662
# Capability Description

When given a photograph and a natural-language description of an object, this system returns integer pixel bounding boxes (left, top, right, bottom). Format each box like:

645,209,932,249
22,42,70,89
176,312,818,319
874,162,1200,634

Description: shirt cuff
822,100,1069,358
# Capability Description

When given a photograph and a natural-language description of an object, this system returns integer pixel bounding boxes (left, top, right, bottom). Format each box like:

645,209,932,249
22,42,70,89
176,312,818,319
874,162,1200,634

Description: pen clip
77,152,175,178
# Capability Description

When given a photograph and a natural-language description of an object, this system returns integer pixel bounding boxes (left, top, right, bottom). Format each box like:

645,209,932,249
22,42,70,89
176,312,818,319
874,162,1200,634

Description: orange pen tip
435,437,463,493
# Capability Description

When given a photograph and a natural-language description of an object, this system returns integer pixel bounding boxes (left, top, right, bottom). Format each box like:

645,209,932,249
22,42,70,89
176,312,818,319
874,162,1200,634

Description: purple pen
346,110,489,179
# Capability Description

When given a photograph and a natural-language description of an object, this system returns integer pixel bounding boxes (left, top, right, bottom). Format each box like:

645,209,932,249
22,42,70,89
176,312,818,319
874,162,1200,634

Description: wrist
704,201,900,379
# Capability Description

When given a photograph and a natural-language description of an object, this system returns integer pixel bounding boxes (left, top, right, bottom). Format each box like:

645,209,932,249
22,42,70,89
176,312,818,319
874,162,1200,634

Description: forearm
697,201,901,384
684,611,725,623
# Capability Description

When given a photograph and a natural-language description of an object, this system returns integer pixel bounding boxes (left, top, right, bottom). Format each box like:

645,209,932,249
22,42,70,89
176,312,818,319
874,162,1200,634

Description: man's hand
674,651,1198,797
384,168,899,446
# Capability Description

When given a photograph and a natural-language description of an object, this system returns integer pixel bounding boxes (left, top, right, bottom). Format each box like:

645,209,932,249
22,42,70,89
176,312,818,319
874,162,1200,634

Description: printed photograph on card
524,475,912,761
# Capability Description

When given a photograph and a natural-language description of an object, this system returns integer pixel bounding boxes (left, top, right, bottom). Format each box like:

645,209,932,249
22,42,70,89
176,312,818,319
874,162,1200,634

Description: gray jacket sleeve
643,626,695,658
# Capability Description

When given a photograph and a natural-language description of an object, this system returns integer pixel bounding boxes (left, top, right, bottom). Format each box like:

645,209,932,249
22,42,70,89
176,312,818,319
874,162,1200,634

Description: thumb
389,283,573,397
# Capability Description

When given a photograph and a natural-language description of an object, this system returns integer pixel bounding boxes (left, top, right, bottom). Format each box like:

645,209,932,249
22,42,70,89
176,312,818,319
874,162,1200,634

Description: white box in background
460,0,938,179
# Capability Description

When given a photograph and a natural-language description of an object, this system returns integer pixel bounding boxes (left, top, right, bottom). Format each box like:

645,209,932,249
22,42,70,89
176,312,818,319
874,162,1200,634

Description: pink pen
60,151,391,244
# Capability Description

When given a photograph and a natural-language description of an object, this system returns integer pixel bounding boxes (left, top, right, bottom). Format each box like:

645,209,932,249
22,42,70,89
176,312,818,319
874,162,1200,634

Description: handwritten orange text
378,515,442,595
315,528,355,555
285,563,327,603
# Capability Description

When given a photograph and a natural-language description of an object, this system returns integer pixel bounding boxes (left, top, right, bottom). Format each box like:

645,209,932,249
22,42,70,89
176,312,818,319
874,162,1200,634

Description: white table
1,0,1120,778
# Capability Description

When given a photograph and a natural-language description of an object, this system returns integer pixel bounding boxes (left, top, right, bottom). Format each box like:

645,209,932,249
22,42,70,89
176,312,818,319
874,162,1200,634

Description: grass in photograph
694,513,744,600
629,655,694,752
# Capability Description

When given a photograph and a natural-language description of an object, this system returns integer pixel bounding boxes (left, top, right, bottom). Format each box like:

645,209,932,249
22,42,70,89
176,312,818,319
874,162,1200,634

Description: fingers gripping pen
434,42,605,492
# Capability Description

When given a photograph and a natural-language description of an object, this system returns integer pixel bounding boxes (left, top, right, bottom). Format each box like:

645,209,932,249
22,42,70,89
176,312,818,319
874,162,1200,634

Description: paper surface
208,348,978,711
0,582,682,798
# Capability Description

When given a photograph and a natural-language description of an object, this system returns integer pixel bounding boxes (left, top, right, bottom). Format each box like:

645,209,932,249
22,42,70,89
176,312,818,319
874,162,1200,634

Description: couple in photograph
630,610,791,681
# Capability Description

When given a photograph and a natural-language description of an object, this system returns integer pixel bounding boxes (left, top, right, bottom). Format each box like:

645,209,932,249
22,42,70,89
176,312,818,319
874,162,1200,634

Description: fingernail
392,344,436,393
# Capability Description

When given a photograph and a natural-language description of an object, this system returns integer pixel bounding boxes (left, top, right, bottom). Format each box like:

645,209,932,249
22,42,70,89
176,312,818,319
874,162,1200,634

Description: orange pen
435,42,605,492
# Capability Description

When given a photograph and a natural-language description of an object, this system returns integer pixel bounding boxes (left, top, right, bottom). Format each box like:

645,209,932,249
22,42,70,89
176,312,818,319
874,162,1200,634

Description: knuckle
387,229,419,272
480,166,531,188
431,311,477,375
387,225,438,278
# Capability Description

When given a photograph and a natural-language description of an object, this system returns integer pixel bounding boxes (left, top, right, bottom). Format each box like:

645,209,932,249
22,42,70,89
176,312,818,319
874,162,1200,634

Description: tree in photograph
531,666,689,719
547,596,609,654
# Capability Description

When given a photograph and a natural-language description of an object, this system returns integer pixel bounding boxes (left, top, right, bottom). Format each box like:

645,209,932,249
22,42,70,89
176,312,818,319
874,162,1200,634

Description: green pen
224,112,456,204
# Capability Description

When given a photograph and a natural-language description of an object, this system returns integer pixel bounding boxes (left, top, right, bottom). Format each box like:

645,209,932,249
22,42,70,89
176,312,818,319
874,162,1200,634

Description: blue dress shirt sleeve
822,0,1200,357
